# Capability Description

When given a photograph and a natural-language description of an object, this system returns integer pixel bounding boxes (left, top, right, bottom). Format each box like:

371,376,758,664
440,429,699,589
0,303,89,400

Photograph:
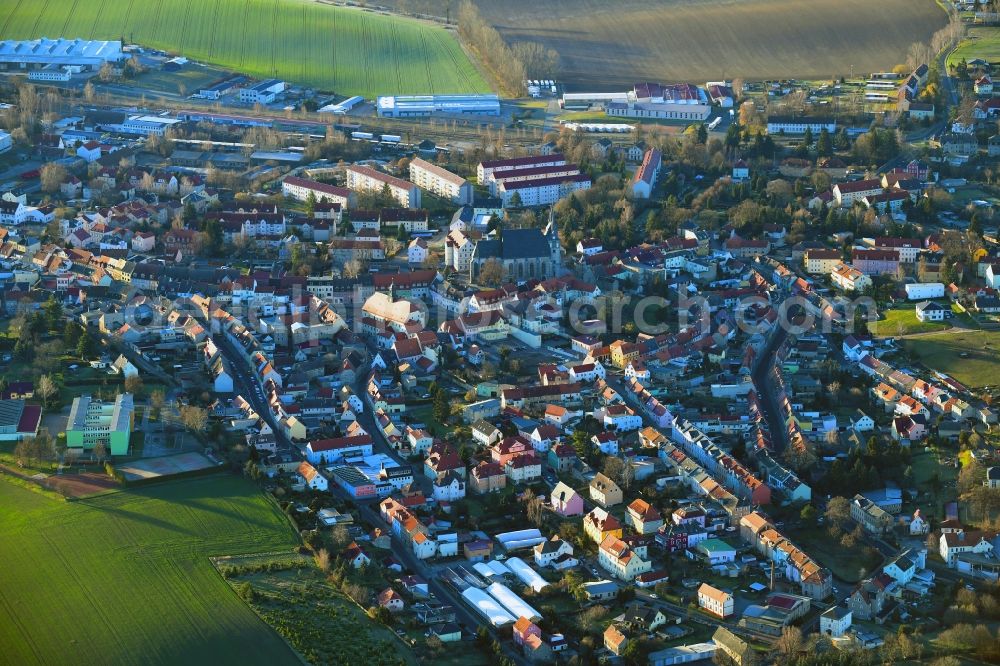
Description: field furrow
0,0,25,38
466,0,948,90
88,0,107,40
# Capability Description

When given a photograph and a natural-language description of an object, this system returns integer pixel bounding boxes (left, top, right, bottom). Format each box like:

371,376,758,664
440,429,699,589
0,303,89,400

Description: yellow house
804,248,842,275
584,507,623,544
609,340,640,369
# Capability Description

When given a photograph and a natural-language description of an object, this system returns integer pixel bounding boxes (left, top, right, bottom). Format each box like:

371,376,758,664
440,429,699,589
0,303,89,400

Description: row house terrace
655,439,744,519
740,512,832,600
671,419,771,505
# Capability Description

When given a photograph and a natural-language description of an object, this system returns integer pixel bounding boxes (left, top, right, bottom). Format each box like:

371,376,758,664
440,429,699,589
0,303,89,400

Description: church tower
544,207,562,266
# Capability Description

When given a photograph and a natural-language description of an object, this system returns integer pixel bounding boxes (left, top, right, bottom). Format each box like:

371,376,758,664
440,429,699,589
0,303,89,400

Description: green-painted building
65,393,134,456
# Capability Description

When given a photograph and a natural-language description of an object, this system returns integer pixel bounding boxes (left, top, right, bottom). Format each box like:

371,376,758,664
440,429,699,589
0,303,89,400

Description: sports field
0,475,301,665
461,0,947,90
0,0,489,97
116,451,217,481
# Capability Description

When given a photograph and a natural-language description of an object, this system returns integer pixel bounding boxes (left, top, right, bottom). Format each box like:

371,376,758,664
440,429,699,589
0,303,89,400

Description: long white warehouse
377,94,500,118
506,557,550,593
486,582,542,622
462,587,517,627
0,38,123,69
496,528,546,551
473,562,495,579
562,92,630,108
486,560,512,577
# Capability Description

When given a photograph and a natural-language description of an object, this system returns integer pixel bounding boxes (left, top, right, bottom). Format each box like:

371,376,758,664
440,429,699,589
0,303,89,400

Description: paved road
750,323,790,452
906,42,961,144
214,333,295,454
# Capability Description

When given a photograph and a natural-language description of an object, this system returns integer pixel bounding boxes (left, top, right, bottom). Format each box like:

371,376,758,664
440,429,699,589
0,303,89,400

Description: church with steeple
469,209,562,283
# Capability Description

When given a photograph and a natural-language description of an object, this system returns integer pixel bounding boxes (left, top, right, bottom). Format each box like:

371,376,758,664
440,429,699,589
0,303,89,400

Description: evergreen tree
182,202,197,225
75,328,96,359
817,128,832,157
725,123,741,151
64,320,82,347
432,390,451,426
202,218,223,256
43,295,62,332
940,257,956,286
13,326,33,361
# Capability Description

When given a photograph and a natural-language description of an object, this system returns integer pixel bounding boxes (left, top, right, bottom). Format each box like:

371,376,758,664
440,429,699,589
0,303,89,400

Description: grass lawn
948,26,1000,70
903,329,1000,389
907,448,959,517
0,475,301,665
868,307,949,337
134,65,226,96
949,185,1000,208
796,527,883,583
0,0,488,97
556,110,638,123
407,404,446,436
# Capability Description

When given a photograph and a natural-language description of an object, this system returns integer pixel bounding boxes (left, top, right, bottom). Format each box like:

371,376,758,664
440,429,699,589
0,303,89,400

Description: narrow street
750,324,790,453
214,333,294,453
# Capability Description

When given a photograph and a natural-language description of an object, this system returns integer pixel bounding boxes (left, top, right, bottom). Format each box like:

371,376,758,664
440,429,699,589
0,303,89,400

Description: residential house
626,499,664,535
551,481,585,517
469,461,506,494
378,588,405,613
534,536,578,569
604,625,629,657
598,535,652,581
589,472,623,507
851,494,892,535
341,541,371,569
584,507,623,544
940,529,998,566
697,583,733,618
505,452,542,484
832,263,873,292
297,462,328,491
820,606,852,638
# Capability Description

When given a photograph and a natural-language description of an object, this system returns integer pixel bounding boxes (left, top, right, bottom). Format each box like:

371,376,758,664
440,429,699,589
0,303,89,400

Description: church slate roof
475,228,550,261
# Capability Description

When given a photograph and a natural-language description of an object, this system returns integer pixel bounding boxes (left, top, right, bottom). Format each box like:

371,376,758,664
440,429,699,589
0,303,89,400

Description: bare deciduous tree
40,163,67,193
314,548,331,573
37,374,58,406
477,258,505,287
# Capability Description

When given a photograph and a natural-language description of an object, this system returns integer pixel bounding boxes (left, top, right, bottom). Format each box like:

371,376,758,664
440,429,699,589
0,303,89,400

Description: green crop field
0,0,489,97
0,475,301,665
383,0,947,90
